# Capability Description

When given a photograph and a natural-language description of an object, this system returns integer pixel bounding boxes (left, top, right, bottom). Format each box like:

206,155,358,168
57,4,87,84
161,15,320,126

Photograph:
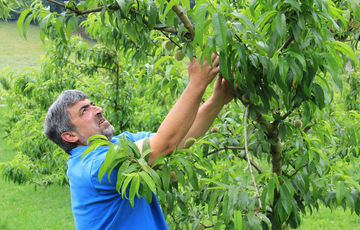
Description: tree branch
206,146,263,174
171,4,195,40
244,105,262,211
289,163,308,178
46,0,187,38
278,35,294,52
47,0,119,15
207,146,245,155
160,31,181,48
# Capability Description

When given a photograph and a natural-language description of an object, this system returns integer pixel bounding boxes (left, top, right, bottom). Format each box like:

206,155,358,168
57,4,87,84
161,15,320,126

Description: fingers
210,66,220,77
206,53,220,77
214,75,222,87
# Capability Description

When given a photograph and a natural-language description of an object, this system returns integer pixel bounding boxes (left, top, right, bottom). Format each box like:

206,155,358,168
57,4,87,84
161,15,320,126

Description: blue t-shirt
67,131,168,230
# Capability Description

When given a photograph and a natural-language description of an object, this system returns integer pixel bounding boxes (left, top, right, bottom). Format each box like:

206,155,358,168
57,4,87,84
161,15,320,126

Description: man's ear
61,131,80,143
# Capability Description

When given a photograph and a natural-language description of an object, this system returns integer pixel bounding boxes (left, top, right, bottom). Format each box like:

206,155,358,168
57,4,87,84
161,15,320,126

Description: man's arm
141,54,220,165
178,75,234,149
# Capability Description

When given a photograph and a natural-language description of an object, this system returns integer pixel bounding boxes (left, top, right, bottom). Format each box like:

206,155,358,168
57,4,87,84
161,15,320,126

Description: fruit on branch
238,150,245,158
170,171,177,182
211,126,219,133
174,50,185,61
163,40,173,51
295,120,303,129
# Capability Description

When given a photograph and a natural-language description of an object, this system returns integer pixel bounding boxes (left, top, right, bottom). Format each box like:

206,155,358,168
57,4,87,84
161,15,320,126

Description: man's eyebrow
79,103,90,114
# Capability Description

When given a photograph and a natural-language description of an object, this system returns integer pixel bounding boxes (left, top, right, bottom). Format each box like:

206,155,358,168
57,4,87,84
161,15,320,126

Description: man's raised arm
178,75,234,149
140,54,220,165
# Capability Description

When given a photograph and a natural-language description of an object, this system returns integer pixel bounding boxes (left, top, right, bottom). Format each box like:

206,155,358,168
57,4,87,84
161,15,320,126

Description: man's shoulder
113,131,155,143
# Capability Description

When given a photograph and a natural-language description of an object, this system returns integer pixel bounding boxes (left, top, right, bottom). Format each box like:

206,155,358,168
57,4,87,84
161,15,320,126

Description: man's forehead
67,99,90,114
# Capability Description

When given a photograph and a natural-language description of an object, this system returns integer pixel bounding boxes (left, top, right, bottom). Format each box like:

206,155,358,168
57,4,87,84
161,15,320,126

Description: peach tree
1,0,360,229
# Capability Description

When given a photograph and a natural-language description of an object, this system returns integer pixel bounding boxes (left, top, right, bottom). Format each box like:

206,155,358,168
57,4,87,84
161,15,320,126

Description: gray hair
44,90,88,154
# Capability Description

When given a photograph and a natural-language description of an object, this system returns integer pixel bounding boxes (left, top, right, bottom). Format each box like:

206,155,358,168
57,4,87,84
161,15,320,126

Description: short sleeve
89,149,119,191
89,132,155,191
122,131,155,142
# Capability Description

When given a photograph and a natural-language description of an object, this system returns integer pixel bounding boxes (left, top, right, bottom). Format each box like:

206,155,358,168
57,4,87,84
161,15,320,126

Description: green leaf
274,13,286,38
177,156,193,178
312,83,325,109
163,0,177,17
81,138,111,159
247,214,261,230
290,59,302,83
149,167,162,187
116,0,126,15
162,166,170,191
22,13,34,39
140,171,156,193
140,180,153,203
154,56,172,71
151,154,167,168
208,190,220,221
126,138,141,158
324,51,341,90
55,17,62,36
212,12,227,51
333,41,358,65
278,56,289,85
284,0,301,11
116,161,131,192
66,17,73,40
17,9,32,36
288,51,306,71
106,153,127,182
129,174,140,208
234,210,243,230
336,181,345,205
194,3,208,47
256,10,277,31
231,12,254,34
147,0,157,29
121,173,134,198
98,146,116,183
267,178,275,205
86,134,109,145
219,51,230,80
141,138,151,159
39,29,45,43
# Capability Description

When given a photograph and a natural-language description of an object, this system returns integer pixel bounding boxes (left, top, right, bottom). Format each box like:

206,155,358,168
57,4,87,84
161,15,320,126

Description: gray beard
102,124,115,141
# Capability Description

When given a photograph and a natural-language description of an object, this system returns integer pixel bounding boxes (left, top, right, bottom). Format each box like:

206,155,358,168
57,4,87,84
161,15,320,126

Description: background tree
1,0,360,229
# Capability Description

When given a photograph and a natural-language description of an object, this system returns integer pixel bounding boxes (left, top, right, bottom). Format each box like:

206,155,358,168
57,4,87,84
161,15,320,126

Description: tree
1,0,360,229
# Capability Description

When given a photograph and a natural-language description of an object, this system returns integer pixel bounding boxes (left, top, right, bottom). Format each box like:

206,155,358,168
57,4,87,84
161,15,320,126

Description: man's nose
93,105,103,114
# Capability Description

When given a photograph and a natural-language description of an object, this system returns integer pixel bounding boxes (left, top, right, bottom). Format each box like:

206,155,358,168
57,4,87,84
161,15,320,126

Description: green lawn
0,106,74,230
0,180,75,230
299,206,360,230
0,21,45,73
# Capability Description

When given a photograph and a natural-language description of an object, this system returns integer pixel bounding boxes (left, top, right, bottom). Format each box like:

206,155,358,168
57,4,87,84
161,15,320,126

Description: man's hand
210,74,235,106
187,53,220,89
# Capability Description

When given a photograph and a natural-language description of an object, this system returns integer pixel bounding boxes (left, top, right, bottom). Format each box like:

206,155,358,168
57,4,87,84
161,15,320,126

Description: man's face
66,99,114,145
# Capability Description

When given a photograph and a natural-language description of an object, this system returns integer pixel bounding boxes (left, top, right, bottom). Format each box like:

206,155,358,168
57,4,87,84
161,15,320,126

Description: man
44,54,233,229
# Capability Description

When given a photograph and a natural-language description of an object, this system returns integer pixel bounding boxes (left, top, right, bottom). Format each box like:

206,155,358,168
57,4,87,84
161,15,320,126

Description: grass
1,20,360,230
299,206,360,230
0,180,75,230
0,20,45,73
0,106,75,230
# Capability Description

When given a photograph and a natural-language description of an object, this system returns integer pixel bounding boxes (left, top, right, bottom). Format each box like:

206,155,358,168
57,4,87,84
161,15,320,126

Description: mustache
96,114,106,125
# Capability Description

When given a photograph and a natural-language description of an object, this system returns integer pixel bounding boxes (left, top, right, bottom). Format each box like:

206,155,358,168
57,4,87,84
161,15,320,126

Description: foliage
82,135,162,208
344,70,360,111
1,0,360,229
